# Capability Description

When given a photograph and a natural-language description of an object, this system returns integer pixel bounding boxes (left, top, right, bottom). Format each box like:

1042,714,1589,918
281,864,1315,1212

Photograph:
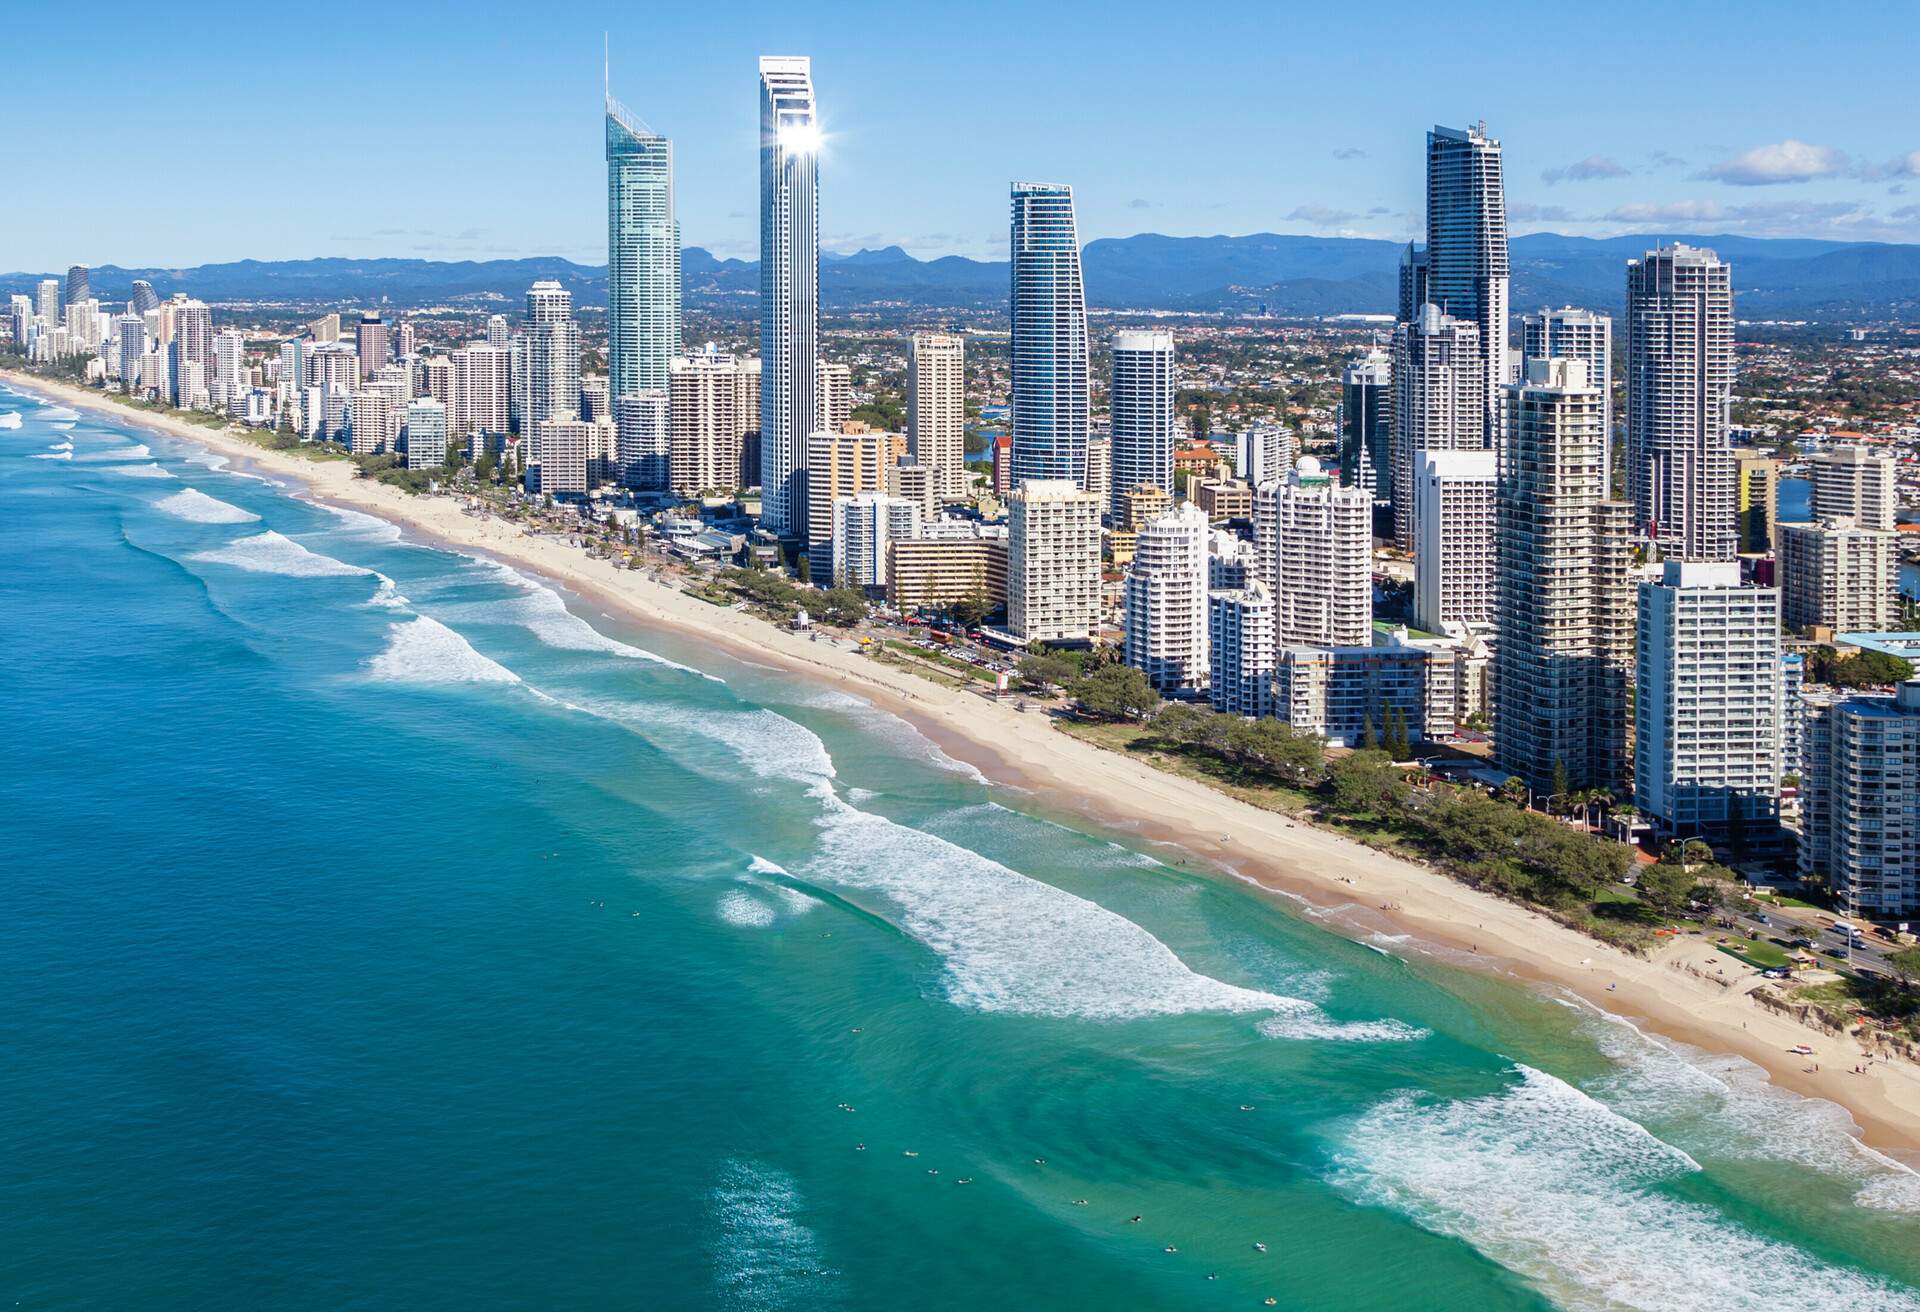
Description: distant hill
11,232,1920,320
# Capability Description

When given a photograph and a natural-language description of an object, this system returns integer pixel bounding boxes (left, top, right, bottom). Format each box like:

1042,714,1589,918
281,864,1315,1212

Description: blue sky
8,0,1920,271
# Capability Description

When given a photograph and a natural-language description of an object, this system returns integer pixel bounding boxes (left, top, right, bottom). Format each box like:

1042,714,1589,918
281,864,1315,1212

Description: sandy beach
17,369,1920,1160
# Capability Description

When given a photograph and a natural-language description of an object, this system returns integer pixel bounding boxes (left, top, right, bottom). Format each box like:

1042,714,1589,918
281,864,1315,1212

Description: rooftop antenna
603,32,609,100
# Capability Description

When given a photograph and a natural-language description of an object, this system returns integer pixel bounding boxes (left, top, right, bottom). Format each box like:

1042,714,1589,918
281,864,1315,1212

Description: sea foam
98,463,175,479
192,530,367,578
0,412,21,429
29,451,71,461
708,1160,834,1306
154,488,260,524
75,442,150,461
716,891,777,928
1333,1065,1920,1312
365,616,519,685
462,560,718,679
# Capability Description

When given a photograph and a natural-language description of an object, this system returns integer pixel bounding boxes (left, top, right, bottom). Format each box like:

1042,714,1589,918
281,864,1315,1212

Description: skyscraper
1256,457,1372,648
1780,518,1899,634
908,332,966,500
1799,680,1920,918
36,278,61,327
404,397,448,471
486,314,510,349
1390,305,1483,549
816,360,851,434
757,55,820,541
1108,330,1177,520
1339,349,1393,511
1635,561,1780,841
65,265,91,310
450,343,511,441
129,280,159,316
356,312,388,382
1424,123,1510,442
1209,584,1277,718
1413,449,1497,633
1009,182,1090,489
524,280,581,470
1807,444,1898,531
669,347,761,496
806,431,886,580
1521,307,1612,470
613,391,671,491
606,89,681,398
1124,503,1210,693
1735,455,1780,553
1008,480,1101,644
1625,245,1735,561
1492,358,1634,795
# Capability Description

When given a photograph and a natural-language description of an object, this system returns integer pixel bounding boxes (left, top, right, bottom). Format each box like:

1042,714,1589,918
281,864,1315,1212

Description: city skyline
12,1,1920,272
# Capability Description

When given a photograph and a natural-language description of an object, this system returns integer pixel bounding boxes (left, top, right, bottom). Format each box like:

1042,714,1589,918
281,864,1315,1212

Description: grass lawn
1717,939,1793,969
883,640,996,683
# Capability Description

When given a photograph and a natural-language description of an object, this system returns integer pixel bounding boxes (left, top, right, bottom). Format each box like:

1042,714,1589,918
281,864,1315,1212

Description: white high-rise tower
1009,182,1090,489
1108,330,1177,521
757,56,820,541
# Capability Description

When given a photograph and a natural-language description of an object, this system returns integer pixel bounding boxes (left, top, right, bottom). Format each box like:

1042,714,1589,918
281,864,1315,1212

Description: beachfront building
1799,680,1920,918
1625,244,1735,560
1493,357,1634,795
614,391,670,491
1209,584,1276,718
1807,444,1898,531
1109,331,1177,522
1779,518,1899,634
757,55,820,541
450,343,511,443
348,389,393,457
1412,448,1497,633
1390,304,1484,549
908,332,966,500
606,91,680,400
530,419,593,496
1274,645,1447,747
525,280,581,480
1256,457,1372,648
1634,560,1781,842
1008,479,1100,644
669,347,760,496
404,397,448,470
887,527,1008,613
1123,503,1209,694
832,492,920,590
1009,182,1090,489
805,430,886,580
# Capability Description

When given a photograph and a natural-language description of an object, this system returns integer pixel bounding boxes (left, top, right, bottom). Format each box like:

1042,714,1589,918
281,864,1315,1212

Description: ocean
4,382,1920,1311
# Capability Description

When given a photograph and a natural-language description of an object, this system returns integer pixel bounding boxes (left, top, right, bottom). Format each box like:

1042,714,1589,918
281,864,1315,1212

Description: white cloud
1287,204,1359,226
1696,139,1850,186
1541,155,1629,185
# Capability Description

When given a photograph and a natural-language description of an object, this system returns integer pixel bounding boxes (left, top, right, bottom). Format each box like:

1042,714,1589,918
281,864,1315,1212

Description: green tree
796,553,812,586
1551,759,1570,814
1361,711,1378,752
1638,863,1699,916
1886,947,1920,988
1328,750,1405,819
1495,776,1529,807
950,591,993,629
1068,664,1162,721
816,587,870,627
1016,652,1080,691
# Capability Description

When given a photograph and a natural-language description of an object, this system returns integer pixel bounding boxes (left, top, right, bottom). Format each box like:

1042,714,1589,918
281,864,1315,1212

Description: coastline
16,370,1920,1161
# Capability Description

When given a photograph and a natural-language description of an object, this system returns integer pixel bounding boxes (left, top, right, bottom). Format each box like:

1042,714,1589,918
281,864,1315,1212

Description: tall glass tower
757,55,820,541
606,92,680,400
1424,124,1510,444
1009,182,1090,490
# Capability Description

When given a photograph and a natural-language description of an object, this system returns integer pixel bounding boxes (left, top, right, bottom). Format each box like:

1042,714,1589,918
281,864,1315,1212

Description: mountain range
10,233,1920,320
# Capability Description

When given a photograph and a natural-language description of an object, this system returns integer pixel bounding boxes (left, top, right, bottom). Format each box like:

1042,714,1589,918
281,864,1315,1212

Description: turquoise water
4,385,1920,1311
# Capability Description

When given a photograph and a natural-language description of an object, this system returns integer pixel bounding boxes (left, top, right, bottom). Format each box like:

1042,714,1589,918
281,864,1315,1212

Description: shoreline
16,369,1920,1161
